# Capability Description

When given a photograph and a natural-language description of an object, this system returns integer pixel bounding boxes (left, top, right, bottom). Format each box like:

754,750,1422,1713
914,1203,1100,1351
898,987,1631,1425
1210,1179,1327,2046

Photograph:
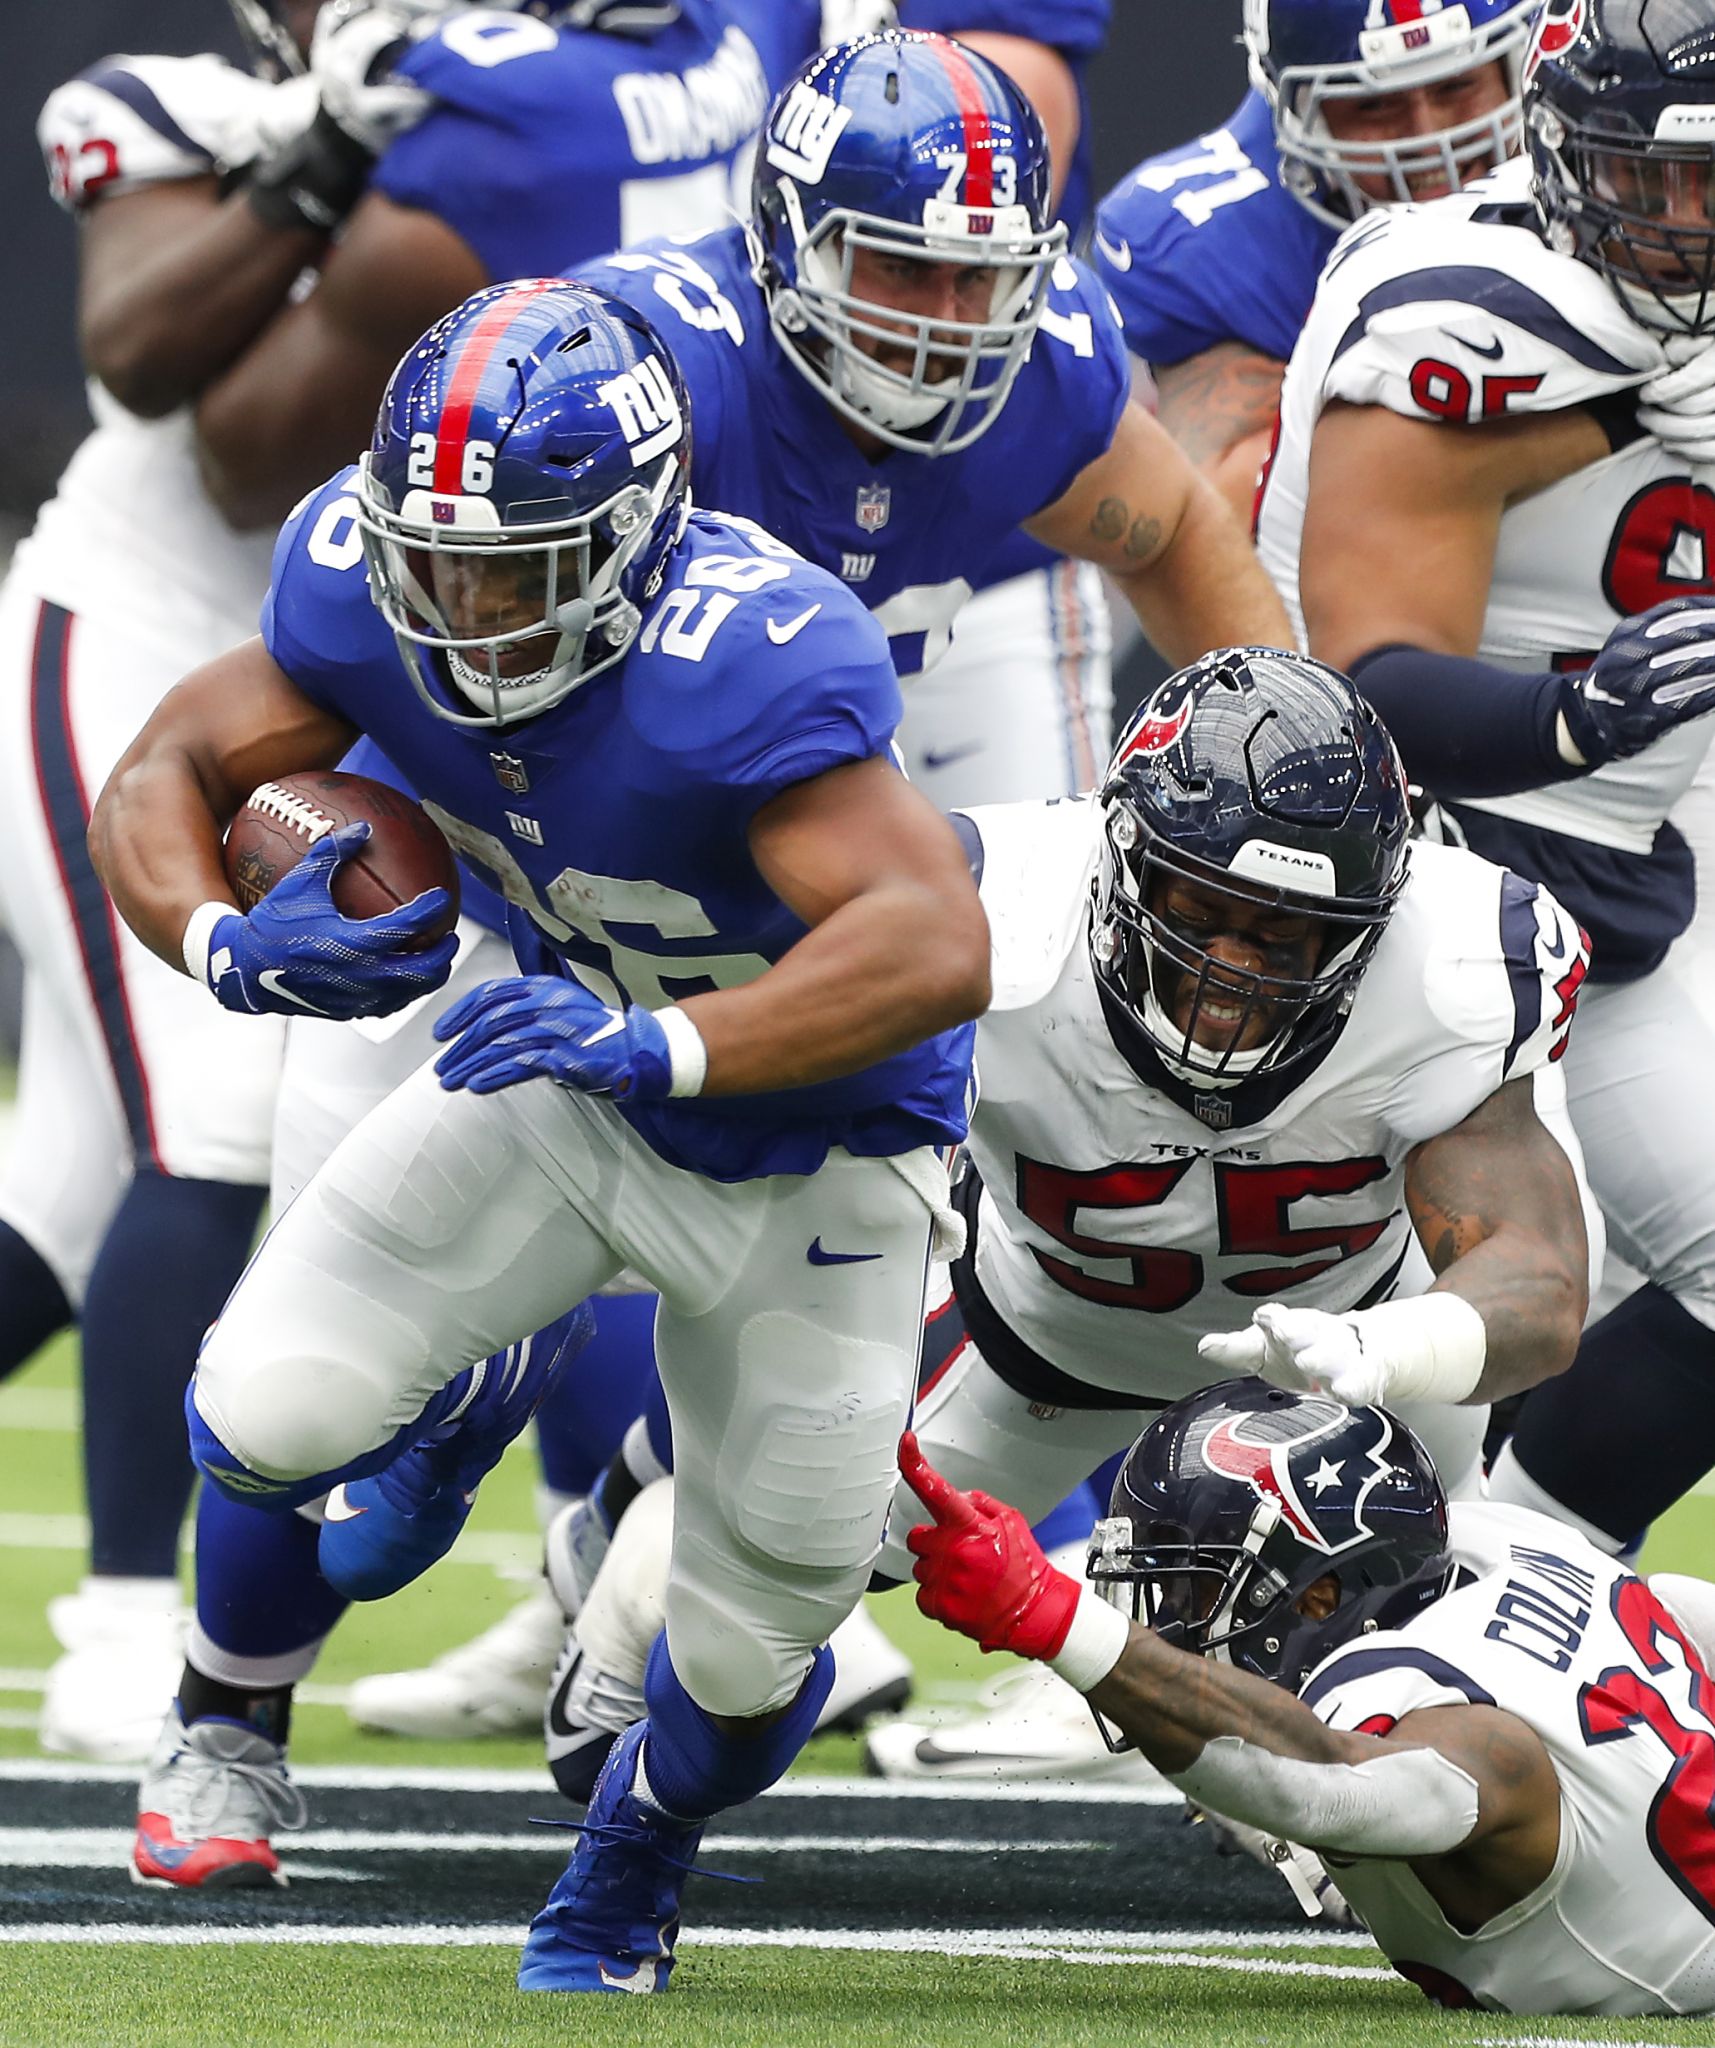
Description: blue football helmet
1088,1379,1453,1710
1089,647,1411,1088
1244,0,1537,227
356,279,691,728
751,30,1067,456
1528,0,1715,339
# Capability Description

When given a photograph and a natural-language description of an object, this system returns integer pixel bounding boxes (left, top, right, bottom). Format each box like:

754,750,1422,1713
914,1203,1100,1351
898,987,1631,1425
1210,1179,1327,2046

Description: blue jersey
1093,90,1334,369
262,477,974,1182
375,0,769,282
581,227,1129,676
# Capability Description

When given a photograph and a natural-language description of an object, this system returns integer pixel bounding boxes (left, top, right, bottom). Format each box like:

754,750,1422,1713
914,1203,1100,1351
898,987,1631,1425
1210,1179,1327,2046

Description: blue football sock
193,1481,346,1666
0,1216,71,1384
638,1633,834,1822
535,1292,658,1498
1031,1479,1098,1555
82,1170,265,1577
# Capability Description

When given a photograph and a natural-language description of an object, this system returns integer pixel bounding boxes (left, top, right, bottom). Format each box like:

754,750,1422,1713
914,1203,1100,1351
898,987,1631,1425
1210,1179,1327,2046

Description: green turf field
3,1335,1713,2047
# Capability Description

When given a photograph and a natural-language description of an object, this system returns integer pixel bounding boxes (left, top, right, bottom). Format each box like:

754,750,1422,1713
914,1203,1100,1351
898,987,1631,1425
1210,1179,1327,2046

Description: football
222,770,460,939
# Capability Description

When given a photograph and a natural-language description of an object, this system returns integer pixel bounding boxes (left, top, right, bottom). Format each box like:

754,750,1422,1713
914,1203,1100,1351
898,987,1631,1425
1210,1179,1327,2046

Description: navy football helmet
356,279,691,728
1089,647,1410,1088
751,30,1066,455
1528,0,1715,338
1244,0,1536,227
1088,1379,1454,1710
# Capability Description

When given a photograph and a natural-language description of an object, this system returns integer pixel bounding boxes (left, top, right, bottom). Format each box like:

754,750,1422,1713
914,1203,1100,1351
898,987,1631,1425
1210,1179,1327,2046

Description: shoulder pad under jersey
959,795,1099,1012
39,53,273,210
1313,159,1660,422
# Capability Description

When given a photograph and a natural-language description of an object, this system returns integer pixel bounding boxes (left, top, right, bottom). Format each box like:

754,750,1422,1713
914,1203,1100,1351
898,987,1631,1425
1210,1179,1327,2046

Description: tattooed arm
1405,1074,1589,1400
1026,397,1294,663
1152,342,1287,527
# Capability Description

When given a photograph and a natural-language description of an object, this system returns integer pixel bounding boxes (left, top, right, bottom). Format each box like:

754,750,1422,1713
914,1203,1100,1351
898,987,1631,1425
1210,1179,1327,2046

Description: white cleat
347,1580,567,1740
39,1577,187,1764
818,1603,914,1734
863,1659,1166,1786
133,1704,305,1890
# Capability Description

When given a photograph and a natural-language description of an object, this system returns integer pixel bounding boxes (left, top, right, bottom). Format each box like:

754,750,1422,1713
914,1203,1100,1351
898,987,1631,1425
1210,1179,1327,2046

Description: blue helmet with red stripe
1088,1379,1452,1707
1090,647,1410,1091
750,30,1065,456
1244,0,1536,226
356,279,691,728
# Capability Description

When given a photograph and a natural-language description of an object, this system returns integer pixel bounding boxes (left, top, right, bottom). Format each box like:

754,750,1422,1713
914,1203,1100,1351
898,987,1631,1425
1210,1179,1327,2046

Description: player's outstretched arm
89,637,355,970
194,193,486,529
1152,342,1288,528
901,1435,1561,1915
1026,398,1295,662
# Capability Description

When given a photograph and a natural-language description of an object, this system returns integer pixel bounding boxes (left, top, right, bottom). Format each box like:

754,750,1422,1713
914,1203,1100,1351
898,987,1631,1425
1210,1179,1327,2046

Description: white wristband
182,899,239,988
1352,1293,1487,1406
1555,708,1588,769
1048,1586,1132,1694
654,1004,708,1099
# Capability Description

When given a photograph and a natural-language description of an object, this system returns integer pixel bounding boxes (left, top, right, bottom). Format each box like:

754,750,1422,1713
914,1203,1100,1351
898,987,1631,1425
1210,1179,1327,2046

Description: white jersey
958,799,1587,1403
1305,1501,1715,2017
1258,157,1712,864
19,56,285,660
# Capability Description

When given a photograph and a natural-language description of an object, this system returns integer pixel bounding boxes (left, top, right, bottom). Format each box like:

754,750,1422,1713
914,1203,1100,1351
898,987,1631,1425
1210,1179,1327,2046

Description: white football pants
0,576,283,1302
196,1061,942,1718
897,561,1114,807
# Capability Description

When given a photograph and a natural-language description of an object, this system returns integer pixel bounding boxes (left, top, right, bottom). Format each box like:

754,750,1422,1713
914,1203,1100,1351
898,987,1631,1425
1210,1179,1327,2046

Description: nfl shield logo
855,485,891,533
1192,1092,1233,1131
490,751,530,795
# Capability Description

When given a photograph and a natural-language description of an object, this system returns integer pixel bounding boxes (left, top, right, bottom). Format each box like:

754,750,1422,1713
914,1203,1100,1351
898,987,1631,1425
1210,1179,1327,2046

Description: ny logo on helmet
767,82,852,185
598,357,682,466
1197,1400,1398,1556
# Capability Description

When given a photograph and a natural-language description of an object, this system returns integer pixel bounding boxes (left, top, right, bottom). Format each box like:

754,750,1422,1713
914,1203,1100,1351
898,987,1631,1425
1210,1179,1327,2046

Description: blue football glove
1561,597,1715,766
204,822,457,1020
431,975,679,1099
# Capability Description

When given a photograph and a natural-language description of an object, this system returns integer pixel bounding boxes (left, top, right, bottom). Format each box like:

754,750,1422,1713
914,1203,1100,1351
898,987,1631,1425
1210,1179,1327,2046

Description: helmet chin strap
445,595,598,719
1140,985,1274,1083
832,346,953,432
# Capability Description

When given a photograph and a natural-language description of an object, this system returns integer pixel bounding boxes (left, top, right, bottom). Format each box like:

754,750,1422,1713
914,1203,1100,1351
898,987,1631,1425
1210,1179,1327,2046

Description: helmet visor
1575,134,1715,334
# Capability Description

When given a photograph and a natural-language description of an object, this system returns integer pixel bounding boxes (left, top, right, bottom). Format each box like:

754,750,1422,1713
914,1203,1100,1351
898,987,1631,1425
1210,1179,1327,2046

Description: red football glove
900,1431,1082,1661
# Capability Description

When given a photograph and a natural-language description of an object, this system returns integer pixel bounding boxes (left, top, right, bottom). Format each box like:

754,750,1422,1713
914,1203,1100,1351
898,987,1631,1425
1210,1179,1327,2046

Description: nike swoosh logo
546,1646,585,1740
257,968,327,1014
322,1485,367,1523
1094,228,1132,274
766,604,822,646
582,1013,627,1047
911,1738,1048,1768
807,1237,882,1266
921,742,983,772
1459,333,1505,360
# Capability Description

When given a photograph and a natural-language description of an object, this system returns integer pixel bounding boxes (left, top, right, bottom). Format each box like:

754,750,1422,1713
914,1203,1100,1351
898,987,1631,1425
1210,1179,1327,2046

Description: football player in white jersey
1,0,778,1763
556,648,1603,1788
1253,0,1715,1561
906,1381,1715,2018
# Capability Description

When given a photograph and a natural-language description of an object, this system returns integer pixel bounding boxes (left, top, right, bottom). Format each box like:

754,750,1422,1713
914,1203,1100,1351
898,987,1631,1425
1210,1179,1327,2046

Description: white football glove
1198,1295,1486,1408
1638,334,1715,468
1187,1802,1364,1928
310,0,432,155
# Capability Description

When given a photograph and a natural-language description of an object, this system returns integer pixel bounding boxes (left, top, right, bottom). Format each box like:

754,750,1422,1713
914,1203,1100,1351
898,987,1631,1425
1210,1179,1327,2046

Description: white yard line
0,1757,1180,1802
0,1388,77,1432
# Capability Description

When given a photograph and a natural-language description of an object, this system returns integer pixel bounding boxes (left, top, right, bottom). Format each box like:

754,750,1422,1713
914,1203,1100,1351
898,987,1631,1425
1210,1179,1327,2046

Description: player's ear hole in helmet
1085,1379,1454,1748
749,30,1067,457
1527,0,1715,339
1088,647,1411,1089
1244,0,1538,227
355,279,692,730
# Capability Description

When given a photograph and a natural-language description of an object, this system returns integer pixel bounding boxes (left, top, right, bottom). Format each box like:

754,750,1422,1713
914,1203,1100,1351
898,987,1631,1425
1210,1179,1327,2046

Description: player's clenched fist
900,1433,1082,1661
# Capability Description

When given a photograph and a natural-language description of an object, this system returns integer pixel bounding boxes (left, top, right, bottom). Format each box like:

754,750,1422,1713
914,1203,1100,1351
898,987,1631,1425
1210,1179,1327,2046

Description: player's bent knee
663,1576,822,1720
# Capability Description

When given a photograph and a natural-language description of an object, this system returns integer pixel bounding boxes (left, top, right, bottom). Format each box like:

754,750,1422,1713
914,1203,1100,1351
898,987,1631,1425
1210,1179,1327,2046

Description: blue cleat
318,1306,593,1602
518,1719,702,1993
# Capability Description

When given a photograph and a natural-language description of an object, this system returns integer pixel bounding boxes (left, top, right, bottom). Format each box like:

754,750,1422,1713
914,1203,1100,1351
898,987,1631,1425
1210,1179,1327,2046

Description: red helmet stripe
432,281,558,497
931,37,995,210
1388,0,1427,20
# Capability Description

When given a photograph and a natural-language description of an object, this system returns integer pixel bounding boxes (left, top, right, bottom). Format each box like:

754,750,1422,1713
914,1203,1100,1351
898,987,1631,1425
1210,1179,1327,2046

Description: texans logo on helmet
1524,0,1585,84
1197,1399,1397,1556
1115,677,1196,763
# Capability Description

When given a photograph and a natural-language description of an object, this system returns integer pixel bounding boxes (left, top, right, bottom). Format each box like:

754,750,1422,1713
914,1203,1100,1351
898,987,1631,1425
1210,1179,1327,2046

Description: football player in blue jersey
93,280,988,1985
3,0,775,1764
1094,0,1535,516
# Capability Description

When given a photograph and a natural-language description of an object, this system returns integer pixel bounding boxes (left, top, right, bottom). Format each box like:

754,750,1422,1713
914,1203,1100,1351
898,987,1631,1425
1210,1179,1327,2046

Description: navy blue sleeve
1348,645,1582,801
